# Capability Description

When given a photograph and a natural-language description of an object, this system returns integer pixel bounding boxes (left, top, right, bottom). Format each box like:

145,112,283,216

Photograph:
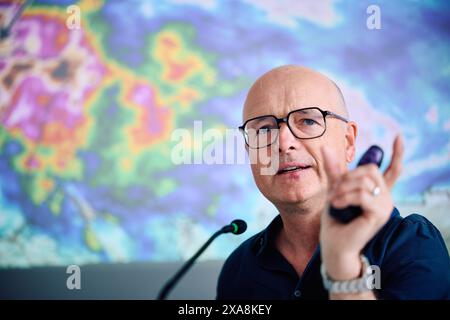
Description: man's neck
278,208,321,255
274,199,323,275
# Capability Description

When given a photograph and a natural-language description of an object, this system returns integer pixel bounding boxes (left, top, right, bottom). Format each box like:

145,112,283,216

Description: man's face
243,66,356,209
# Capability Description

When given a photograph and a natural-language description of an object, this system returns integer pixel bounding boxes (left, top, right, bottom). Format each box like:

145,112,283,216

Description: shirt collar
391,207,400,218
252,214,322,278
252,214,282,257
252,207,400,261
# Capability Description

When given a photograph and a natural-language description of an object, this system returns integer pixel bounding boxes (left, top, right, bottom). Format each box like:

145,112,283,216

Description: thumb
321,146,343,192
383,134,404,189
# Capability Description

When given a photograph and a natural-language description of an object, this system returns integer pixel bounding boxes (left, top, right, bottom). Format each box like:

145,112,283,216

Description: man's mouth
277,164,312,175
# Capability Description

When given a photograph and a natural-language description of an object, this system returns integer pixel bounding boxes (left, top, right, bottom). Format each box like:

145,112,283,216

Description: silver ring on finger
371,185,381,197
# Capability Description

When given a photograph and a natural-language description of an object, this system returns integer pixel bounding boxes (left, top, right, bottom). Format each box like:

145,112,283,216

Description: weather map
0,0,449,267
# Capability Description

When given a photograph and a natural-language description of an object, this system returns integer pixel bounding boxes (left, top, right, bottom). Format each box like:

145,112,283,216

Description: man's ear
345,121,357,163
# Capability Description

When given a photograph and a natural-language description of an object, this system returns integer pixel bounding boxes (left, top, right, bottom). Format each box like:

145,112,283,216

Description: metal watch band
321,254,372,294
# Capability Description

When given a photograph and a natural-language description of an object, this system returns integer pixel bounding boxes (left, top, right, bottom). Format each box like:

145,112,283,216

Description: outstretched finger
383,134,404,189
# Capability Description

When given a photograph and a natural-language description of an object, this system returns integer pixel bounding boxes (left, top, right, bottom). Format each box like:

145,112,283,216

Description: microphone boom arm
157,229,224,300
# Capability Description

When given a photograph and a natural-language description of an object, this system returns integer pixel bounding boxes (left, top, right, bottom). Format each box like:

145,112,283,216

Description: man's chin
269,191,315,206
255,178,321,206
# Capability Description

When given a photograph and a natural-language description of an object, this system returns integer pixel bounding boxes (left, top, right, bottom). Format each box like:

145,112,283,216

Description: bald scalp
243,65,348,121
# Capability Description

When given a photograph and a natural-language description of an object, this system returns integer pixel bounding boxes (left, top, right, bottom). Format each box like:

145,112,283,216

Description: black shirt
216,208,450,299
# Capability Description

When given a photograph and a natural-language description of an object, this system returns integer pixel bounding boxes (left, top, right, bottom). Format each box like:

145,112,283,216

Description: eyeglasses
239,107,349,149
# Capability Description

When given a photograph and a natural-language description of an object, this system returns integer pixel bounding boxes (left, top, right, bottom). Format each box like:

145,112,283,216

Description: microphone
157,219,247,300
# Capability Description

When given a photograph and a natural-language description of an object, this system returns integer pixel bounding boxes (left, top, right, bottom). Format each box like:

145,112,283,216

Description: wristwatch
321,254,372,294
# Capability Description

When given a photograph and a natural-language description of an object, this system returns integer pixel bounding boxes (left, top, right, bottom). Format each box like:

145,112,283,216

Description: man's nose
278,122,299,153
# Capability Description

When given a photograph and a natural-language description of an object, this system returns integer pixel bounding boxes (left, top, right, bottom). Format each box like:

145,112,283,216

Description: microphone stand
157,226,229,300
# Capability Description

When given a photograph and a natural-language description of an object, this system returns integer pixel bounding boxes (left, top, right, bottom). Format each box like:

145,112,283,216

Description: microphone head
229,219,247,235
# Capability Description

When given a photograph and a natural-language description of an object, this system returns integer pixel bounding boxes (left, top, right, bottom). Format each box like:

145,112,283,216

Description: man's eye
301,118,319,126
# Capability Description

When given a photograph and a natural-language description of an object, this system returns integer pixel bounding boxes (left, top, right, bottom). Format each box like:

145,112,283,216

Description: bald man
216,65,450,300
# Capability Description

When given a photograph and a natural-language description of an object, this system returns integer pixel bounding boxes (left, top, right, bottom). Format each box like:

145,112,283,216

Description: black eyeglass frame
238,107,349,149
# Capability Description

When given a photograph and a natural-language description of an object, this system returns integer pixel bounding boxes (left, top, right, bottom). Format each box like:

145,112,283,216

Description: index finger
321,146,344,192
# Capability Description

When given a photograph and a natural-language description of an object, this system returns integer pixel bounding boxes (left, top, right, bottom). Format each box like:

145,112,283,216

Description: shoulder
371,211,448,260
219,231,262,276
216,231,263,299
366,209,450,299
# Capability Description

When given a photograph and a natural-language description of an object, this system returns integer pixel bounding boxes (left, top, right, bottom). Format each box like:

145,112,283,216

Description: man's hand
320,135,404,285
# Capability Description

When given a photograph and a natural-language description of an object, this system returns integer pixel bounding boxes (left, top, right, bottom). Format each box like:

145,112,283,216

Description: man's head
242,65,357,212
